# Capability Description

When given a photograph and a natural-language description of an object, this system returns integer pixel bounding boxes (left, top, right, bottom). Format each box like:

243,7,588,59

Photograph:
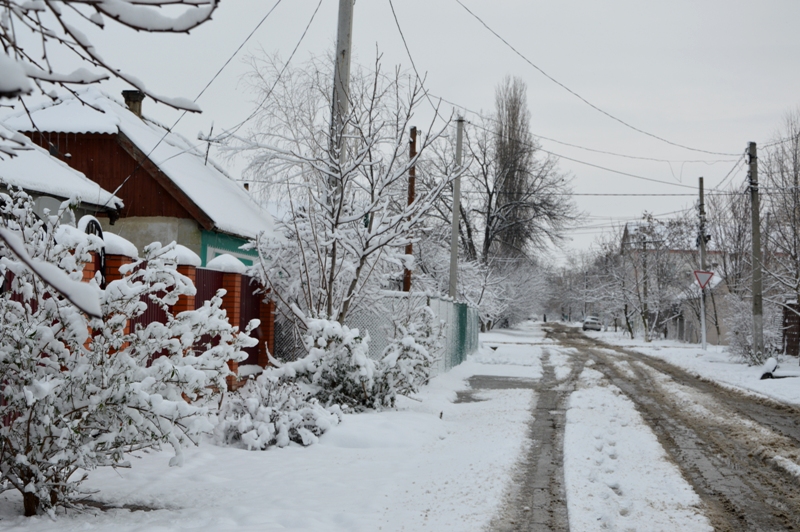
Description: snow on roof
0,123,122,210
4,88,275,240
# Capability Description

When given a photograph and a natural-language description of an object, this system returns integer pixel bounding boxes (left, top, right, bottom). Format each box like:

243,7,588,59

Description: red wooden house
4,89,278,371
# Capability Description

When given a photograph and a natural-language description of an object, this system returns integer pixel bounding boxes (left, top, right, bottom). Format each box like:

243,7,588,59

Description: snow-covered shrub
374,305,443,407
215,374,341,450
722,293,782,365
286,319,376,409
0,187,254,516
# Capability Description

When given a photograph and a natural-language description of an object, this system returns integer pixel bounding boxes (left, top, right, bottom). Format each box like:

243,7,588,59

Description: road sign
694,270,714,289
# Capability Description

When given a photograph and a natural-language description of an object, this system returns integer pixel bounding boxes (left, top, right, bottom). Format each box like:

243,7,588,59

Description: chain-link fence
427,296,480,375
272,293,480,374
273,314,306,362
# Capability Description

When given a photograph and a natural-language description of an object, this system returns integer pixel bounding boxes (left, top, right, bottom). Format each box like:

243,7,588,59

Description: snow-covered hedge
374,306,443,407
0,187,255,516
215,376,341,450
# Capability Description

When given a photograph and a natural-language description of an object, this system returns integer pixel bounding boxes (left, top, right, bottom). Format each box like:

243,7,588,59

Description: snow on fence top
0,124,122,211
164,244,202,267
4,88,275,241
102,232,139,259
205,253,247,274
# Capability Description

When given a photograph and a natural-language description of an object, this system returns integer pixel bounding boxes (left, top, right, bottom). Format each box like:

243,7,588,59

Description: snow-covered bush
215,374,341,450
0,187,254,516
280,319,377,409
374,305,443,407
214,305,444,451
722,293,782,365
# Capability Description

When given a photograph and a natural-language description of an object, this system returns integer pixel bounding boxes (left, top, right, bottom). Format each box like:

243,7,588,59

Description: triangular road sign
694,270,714,289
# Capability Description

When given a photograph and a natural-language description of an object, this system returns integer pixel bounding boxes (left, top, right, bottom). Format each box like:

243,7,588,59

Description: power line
431,93,737,165
106,0,286,205
381,8,738,195
211,0,323,142
193,0,285,106
714,153,746,190
454,0,740,157
388,0,449,124
465,120,703,191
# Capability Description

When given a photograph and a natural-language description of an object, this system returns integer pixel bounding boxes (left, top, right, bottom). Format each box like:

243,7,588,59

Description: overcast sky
18,0,800,261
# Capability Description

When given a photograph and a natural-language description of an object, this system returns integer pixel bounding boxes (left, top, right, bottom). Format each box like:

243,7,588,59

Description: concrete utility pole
326,0,353,320
330,0,354,166
448,117,465,299
749,142,765,359
699,177,708,350
403,127,417,292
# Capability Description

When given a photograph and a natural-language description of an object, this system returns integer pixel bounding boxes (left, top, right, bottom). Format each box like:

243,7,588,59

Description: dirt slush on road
485,323,800,532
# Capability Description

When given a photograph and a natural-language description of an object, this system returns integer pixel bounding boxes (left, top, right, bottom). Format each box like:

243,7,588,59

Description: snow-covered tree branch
0,187,254,516
1,0,217,152
230,54,459,327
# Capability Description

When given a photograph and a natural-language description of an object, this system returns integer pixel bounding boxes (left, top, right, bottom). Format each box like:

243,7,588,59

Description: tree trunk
23,491,39,517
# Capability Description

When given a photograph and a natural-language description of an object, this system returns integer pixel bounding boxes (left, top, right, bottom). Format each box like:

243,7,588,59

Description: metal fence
427,296,480,375
273,293,480,375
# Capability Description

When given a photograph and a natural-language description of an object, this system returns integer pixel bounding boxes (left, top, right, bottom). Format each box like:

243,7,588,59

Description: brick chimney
122,90,145,118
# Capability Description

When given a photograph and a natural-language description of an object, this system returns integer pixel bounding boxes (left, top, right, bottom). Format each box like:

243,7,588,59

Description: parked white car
582,316,602,331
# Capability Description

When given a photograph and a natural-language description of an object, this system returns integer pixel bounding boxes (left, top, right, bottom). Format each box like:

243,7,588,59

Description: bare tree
707,184,751,297
461,77,577,263
762,110,800,304
229,55,459,326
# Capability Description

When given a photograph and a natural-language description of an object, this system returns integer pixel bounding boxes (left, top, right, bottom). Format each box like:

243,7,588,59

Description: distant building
621,220,729,345
5,88,275,266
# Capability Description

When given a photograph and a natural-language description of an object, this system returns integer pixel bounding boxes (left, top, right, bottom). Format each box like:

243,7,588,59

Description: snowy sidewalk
0,326,547,531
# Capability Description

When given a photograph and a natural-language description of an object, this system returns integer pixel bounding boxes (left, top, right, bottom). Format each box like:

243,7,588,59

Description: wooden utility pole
699,177,708,350
403,127,417,292
749,141,764,359
642,235,649,341
449,118,465,299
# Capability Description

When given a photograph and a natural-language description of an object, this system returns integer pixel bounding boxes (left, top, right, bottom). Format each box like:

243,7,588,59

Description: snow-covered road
4,321,800,530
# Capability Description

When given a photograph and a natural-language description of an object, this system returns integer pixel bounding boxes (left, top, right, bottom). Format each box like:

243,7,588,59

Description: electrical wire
454,0,740,157
104,0,286,206
430,93,737,165
389,3,738,195
465,119,702,191
714,153,746,190
210,0,323,142
388,0,450,125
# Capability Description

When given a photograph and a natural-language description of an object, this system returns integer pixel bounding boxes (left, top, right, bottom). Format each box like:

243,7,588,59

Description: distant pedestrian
543,314,547,322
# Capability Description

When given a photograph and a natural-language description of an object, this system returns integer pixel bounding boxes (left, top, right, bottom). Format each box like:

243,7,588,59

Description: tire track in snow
550,324,800,531
490,347,586,531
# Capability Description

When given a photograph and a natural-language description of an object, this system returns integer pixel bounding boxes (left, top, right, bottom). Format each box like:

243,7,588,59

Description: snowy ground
583,328,800,406
0,328,546,531
564,363,711,531
0,322,780,530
